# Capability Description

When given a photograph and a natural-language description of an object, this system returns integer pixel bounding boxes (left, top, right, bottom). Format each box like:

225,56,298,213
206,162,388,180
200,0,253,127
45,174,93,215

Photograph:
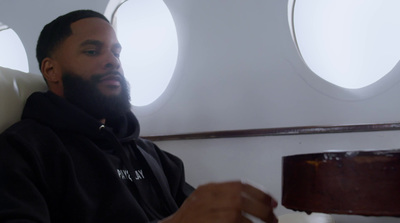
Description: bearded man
0,10,278,223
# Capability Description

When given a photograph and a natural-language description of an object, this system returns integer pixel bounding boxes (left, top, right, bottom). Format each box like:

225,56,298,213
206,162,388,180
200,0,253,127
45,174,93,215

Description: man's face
47,17,132,119
52,17,124,97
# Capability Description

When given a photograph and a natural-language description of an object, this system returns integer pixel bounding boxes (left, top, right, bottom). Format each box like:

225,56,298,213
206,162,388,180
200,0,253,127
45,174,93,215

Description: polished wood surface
282,150,400,216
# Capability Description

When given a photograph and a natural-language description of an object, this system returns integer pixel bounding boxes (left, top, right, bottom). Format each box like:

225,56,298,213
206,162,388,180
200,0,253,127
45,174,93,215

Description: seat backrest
0,66,47,133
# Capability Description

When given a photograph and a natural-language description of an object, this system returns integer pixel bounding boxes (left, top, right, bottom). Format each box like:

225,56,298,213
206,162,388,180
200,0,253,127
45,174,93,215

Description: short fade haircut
36,10,109,71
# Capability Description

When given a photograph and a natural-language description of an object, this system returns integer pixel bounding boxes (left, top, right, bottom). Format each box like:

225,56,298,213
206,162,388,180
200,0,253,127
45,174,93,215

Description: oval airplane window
106,0,178,106
0,24,29,72
290,0,400,89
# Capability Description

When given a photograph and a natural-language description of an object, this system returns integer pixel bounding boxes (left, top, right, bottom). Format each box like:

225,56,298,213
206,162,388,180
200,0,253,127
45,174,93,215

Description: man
0,10,278,223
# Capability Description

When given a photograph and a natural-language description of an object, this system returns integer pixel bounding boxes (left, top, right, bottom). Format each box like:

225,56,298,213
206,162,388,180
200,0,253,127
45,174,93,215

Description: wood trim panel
142,122,400,141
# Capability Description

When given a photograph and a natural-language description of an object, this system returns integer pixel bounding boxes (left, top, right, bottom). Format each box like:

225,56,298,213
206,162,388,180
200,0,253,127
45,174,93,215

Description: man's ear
41,58,61,83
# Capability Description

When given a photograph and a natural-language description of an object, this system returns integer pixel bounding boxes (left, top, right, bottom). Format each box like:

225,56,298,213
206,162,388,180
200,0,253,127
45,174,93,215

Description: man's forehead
61,18,120,49
69,17,116,39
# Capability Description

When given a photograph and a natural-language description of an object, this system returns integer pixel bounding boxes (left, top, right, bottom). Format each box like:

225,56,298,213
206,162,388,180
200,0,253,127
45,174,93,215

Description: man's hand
161,181,278,223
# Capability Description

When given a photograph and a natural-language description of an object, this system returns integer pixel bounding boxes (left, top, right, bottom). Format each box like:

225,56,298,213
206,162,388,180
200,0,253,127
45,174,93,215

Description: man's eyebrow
80,39,103,47
80,39,122,50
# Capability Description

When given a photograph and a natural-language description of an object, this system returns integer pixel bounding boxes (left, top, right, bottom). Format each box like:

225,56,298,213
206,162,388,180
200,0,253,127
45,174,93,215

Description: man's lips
99,74,121,86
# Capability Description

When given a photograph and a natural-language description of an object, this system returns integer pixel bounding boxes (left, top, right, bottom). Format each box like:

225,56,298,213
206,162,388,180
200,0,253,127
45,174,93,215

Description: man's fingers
242,183,278,208
179,181,278,223
241,183,279,223
241,195,278,223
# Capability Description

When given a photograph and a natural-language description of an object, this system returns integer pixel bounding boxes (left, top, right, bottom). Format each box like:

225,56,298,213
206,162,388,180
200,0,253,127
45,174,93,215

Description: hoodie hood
21,91,140,141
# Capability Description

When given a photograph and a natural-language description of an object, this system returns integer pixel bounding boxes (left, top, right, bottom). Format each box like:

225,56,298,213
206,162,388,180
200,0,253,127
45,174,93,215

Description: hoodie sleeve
0,131,51,223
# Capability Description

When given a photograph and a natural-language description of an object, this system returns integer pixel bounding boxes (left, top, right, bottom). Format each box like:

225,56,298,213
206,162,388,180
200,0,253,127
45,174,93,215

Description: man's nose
104,52,121,70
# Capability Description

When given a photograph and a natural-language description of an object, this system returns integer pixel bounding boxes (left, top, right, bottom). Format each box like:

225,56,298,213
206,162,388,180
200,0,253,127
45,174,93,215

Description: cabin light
289,0,400,89
0,27,29,73
105,0,178,107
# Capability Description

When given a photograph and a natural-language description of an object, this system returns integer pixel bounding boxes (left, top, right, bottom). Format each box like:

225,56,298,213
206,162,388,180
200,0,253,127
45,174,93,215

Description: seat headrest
0,66,47,133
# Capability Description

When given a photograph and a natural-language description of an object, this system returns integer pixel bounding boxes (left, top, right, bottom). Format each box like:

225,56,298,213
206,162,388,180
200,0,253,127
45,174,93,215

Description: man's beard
62,71,131,120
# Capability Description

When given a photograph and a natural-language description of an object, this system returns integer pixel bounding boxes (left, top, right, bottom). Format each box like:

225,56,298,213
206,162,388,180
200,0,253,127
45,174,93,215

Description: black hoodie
0,91,194,223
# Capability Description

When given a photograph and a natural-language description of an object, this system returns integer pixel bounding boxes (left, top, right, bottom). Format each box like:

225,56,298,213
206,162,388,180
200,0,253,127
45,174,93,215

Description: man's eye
84,50,98,56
